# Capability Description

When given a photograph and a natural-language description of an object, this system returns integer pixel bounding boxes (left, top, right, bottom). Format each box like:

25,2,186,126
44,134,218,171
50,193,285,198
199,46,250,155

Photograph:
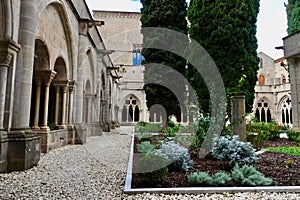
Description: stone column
32,79,42,129
54,86,60,125
288,58,300,131
40,70,56,131
86,95,91,123
126,105,129,123
61,86,68,126
68,81,75,124
132,106,136,122
230,92,246,141
11,0,39,130
139,109,143,122
0,54,12,130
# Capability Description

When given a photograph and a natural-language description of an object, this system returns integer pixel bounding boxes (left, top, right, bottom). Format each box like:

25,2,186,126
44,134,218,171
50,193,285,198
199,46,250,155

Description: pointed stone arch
254,97,272,122
30,39,56,130
121,94,141,123
38,1,74,79
278,95,293,126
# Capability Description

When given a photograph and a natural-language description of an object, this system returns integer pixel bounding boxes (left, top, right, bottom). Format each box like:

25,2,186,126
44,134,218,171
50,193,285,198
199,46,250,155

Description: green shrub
286,130,300,142
135,154,168,185
188,171,231,186
48,122,59,131
137,133,152,142
231,164,273,186
188,172,213,186
212,172,232,186
156,141,193,172
136,122,163,133
166,127,177,137
211,135,258,166
189,116,212,149
247,122,280,141
137,141,155,154
168,120,175,128
247,132,265,150
137,121,148,126
190,134,204,150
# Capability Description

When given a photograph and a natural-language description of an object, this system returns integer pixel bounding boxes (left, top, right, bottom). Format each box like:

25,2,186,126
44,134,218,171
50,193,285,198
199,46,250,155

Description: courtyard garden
130,118,300,189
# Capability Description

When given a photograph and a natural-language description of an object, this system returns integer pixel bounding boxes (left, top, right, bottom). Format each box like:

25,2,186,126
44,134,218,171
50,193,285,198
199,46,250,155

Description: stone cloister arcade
0,0,123,172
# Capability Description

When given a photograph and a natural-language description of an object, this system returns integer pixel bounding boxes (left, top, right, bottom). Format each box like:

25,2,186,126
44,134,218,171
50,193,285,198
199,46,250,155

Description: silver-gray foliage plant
155,141,193,172
211,135,258,165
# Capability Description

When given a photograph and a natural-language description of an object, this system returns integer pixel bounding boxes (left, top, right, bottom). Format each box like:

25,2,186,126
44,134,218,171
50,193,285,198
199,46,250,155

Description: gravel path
0,126,299,199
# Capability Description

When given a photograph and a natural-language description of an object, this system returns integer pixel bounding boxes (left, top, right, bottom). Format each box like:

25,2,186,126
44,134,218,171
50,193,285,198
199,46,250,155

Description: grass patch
136,122,196,133
267,146,300,157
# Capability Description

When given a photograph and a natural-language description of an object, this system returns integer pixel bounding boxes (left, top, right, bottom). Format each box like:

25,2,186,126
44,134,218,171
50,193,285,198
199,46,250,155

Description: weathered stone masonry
283,30,300,131
0,0,121,172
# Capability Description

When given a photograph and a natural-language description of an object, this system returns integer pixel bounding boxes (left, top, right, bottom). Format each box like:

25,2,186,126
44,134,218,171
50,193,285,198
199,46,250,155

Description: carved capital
35,70,56,86
0,53,12,67
69,80,76,93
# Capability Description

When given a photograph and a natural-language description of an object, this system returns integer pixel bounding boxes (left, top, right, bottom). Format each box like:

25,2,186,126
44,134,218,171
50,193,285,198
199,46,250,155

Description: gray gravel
0,126,299,199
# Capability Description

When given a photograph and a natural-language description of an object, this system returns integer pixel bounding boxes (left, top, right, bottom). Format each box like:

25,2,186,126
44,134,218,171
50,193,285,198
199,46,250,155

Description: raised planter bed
124,133,300,194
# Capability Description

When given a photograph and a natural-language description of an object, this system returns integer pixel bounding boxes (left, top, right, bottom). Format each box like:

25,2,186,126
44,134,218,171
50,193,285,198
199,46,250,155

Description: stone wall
253,52,291,126
93,10,149,124
0,0,120,172
283,30,300,131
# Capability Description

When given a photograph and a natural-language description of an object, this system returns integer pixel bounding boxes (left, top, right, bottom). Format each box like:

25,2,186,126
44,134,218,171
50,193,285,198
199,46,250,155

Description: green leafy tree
286,0,300,34
140,0,188,120
188,0,260,113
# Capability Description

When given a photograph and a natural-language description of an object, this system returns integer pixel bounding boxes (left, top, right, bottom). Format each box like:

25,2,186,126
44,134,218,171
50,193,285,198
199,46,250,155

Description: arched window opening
121,95,140,123
258,74,265,85
282,98,292,126
255,99,271,122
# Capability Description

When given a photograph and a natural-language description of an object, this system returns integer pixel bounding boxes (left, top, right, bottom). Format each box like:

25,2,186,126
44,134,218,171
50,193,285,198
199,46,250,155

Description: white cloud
257,0,288,59
86,0,142,12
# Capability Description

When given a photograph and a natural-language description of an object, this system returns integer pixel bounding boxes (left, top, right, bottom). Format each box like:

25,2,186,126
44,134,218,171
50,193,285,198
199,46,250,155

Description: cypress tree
140,0,188,120
286,0,300,34
188,0,260,113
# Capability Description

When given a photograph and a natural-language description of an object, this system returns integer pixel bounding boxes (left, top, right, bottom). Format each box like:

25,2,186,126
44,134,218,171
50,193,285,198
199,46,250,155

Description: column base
74,123,86,144
31,126,40,130
0,132,8,173
40,126,50,132
6,130,41,172
58,124,67,129
102,122,110,132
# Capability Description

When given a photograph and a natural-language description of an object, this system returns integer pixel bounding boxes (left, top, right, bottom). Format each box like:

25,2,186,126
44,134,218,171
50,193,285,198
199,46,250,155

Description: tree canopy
188,0,260,113
140,0,188,120
286,0,300,34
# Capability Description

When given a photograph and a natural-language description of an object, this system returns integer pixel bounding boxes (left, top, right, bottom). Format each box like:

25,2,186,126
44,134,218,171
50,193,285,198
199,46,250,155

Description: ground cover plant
132,121,300,188
267,146,300,157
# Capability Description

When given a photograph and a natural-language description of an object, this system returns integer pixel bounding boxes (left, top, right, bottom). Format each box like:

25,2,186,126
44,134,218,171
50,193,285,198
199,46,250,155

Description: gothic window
122,96,140,122
258,74,265,85
255,99,271,122
282,98,292,126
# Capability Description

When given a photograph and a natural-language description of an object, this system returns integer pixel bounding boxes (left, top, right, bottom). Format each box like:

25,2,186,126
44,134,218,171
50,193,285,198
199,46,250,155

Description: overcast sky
85,0,288,59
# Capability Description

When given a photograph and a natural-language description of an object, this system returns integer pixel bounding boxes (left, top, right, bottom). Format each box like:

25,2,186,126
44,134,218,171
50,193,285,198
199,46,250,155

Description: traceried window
122,96,140,122
282,98,292,126
255,99,271,122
